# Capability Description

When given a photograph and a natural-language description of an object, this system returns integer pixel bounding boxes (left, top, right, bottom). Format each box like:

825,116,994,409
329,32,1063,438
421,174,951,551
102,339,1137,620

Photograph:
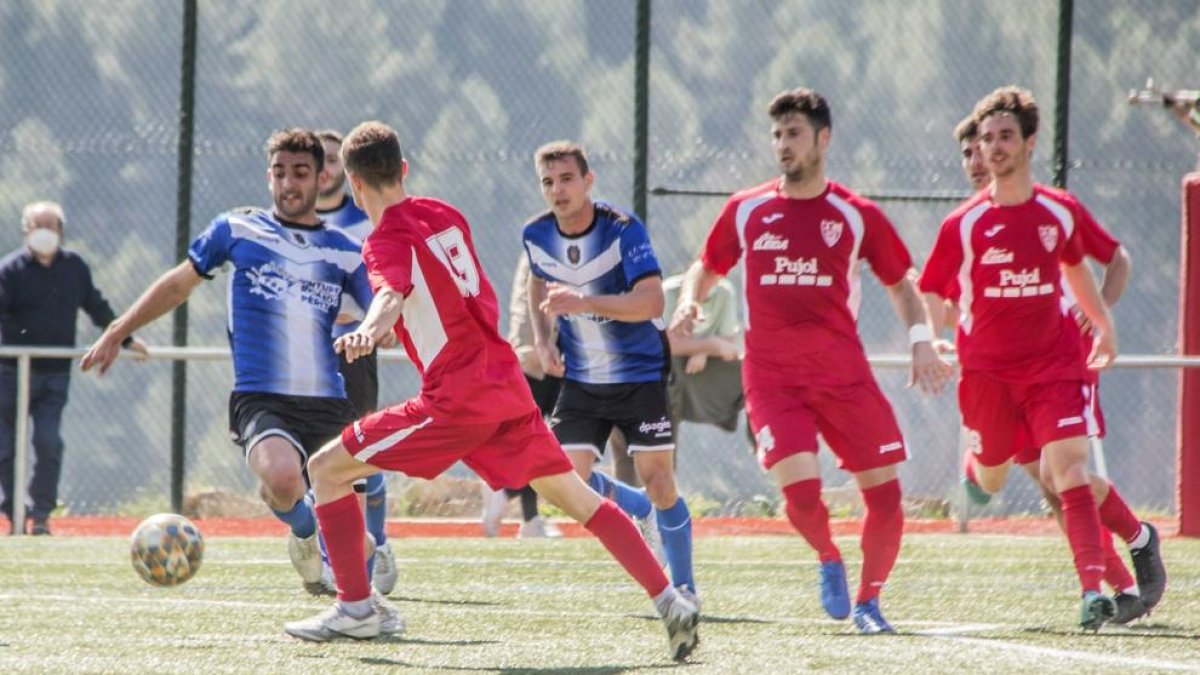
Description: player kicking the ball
282,121,699,662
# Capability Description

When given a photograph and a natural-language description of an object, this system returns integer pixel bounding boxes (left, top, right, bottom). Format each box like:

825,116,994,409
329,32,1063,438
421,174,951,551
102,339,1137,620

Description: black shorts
338,350,379,416
550,380,674,456
228,391,358,463
526,373,563,417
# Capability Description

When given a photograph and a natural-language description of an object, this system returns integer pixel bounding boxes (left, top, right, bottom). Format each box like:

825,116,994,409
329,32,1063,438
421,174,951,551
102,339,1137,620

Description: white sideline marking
8,592,1197,671
919,626,1200,672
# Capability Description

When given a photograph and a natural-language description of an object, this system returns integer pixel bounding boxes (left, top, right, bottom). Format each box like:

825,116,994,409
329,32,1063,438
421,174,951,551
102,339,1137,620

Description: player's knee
258,468,305,508
783,479,823,514
306,445,344,481
975,465,1008,494
1039,480,1061,505
642,477,678,509
1088,474,1111,502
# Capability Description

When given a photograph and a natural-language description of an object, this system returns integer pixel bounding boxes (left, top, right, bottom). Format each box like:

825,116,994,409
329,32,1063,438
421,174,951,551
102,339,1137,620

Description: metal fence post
1052,0,1073,189
170,0,199,515
12,354,31,535
632,0,651,222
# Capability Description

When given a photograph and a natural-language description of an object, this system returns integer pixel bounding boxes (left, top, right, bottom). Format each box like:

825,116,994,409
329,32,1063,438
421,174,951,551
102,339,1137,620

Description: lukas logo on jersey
752,232,789,251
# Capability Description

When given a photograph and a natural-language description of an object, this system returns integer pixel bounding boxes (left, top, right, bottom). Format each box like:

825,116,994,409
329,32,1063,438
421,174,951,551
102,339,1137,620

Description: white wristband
908,323,934,346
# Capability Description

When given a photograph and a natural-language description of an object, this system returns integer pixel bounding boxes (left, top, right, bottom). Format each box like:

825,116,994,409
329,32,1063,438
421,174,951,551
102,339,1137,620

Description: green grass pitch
1,533,1197,673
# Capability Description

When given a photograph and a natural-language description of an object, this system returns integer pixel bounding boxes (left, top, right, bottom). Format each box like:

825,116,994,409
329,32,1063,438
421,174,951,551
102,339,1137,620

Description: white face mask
26,228,61,256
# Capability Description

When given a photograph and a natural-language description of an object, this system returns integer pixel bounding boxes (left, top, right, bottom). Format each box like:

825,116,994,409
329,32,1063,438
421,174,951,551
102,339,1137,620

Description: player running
950,114,1153,623
671,87,950,634
282,121,699,661
920,86,1167,630
81,129,386,600
523,140,692,599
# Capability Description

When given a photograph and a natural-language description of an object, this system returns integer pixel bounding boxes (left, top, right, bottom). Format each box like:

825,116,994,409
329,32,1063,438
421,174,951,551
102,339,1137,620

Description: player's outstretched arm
1062,262,1117,369
885,275,952,394
81,261,204,375
335,286,404,364
669,260,723,336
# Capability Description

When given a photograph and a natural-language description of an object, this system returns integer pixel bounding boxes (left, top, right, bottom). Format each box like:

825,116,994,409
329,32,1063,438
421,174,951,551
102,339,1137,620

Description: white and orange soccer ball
130,513,204,587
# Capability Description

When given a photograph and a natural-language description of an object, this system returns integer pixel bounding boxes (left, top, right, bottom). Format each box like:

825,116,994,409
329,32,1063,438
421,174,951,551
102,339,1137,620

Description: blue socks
272,497,317,539
587,471,652,519
364,473,388,546
657,497,695,594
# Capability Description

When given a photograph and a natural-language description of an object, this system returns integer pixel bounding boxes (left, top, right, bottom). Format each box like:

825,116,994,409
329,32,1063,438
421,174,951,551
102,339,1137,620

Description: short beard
275,192,317,221
782,149,821,185
320,173,346,199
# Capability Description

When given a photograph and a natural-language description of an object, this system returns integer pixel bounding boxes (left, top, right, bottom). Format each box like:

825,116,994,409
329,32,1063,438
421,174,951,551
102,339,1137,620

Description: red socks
1100,530,1136,593
316,493,371,602
858,480,903,604
585,499,670,597
1060,485,1105,594
782,479,840,563
1097,485,1143,544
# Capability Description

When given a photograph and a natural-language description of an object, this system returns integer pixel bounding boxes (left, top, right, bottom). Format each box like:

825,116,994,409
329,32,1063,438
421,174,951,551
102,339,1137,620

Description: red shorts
341,399,574,490
960,372,1096,468
745,381,907,473
1011,381,1105,465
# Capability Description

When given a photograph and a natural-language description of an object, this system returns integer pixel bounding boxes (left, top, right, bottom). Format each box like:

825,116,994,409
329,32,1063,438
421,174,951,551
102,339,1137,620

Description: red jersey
919,184,1089,383
938,194,1120,386
362,197,535,423
701,179,913,388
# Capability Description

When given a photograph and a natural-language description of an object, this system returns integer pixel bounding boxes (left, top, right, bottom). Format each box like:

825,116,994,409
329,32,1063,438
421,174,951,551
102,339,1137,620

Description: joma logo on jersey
981,247,1014,265
752,232,789,251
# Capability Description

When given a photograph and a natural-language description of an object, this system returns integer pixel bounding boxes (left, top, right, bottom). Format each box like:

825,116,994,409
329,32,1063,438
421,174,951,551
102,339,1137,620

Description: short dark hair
767,87,832,132
266,128,324,168
534,140,590,176
953,114,978,144
315,129,344,146
342,121,405,188
973,86,1039,138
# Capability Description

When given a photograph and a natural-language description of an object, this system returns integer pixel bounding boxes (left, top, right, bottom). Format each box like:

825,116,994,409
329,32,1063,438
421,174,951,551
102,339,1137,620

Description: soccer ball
130,513,204,586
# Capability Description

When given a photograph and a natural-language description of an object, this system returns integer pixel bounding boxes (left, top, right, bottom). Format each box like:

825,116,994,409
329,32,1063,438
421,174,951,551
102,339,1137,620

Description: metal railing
4,345,1199,535
1,345,413,535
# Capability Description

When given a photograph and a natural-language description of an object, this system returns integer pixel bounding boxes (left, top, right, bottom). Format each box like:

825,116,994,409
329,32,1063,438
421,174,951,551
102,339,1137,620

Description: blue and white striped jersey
318,195,373,339
188,207,374,398
522,201,668,384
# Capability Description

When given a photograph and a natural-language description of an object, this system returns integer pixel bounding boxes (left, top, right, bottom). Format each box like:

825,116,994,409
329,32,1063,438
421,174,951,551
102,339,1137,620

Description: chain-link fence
1,0,1196,517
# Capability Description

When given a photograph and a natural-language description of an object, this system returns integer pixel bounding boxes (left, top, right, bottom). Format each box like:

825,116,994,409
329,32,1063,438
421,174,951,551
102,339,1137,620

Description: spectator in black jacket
0,201,146,534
